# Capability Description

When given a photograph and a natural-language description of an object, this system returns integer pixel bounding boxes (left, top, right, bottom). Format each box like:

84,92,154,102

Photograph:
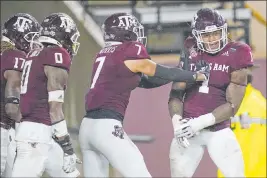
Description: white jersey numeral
135,44,141,55
55,53,63,64
199,75,210,94
14,57,26,69
90,56,106,89
21,60,33,94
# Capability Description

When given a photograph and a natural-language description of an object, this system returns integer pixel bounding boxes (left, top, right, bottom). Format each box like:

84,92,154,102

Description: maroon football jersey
1,49,26,126
85,41,150,117
182,41,253,130
20,46,71,125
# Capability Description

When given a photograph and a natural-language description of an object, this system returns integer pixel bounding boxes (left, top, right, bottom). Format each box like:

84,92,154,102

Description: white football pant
79,118,151,177
12,121,79,177
1,127,16,177
170,128,245,177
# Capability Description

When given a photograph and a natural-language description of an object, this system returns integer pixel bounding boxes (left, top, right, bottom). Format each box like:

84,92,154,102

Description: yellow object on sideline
245,2,267,27
218,84,266,177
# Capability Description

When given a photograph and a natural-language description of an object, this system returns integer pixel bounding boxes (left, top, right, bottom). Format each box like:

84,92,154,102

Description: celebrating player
168,8,253,177
79,12,210,177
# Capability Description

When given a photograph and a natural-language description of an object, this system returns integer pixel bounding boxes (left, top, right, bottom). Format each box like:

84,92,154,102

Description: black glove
195,60,210,80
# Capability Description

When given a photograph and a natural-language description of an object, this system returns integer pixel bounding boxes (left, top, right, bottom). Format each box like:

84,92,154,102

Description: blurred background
1,0,266,177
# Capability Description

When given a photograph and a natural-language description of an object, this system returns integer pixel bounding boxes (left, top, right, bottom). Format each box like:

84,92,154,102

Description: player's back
1,49,26,127
183,41,253,130
20,46,71,126
86,41,150,120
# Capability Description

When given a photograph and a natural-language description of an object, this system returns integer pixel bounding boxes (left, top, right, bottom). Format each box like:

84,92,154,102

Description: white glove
65,168,80,177
172,114,190,148
176,113,215,138
63,153,82,174
177,136,190,148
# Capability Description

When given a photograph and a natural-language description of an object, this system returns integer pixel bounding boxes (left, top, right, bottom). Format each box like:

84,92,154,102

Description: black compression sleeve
138,75,171,89
154,64,197,82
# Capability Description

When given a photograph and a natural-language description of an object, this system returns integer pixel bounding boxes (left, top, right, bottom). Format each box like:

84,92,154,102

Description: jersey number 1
199,76,210,94
90,56,106,89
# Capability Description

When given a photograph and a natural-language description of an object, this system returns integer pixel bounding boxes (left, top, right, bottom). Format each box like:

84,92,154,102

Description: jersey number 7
90,56,106,89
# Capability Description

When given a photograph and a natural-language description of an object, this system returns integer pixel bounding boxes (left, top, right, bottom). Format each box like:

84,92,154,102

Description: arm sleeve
138,74,171,89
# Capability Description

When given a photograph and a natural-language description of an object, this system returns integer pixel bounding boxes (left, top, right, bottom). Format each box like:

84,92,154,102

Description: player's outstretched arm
138,74,171,89
124,59,208,82
4,70,21,122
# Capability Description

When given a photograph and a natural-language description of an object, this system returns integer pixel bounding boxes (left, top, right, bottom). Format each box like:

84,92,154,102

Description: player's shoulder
227,41,253,70
1,49,26,72
123,41,150,60
228,41,251,53
2,48,26,59
124,41,146,48
42,46,72,71
42,46,70,57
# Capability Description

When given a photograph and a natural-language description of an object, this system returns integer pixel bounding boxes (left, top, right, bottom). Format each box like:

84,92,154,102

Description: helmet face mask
133,24,147,46
70,31,80,55
24,31,43,50
191,8,228,54
192,23,228,54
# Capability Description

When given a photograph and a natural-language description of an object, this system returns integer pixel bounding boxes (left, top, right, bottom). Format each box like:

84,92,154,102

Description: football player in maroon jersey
79,12,211,177
169,8,253,177
12,13,81,177
1,13,41,177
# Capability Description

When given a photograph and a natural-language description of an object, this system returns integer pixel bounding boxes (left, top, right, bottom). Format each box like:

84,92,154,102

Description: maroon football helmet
38,13,80,56
2,13,41,53
191,8,228,54
101,13,147,46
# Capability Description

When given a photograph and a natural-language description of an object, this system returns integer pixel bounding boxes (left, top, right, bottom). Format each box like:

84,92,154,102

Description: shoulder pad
230,42,253,71
124,41,151,60
42,47,72,72
1,49,26,72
